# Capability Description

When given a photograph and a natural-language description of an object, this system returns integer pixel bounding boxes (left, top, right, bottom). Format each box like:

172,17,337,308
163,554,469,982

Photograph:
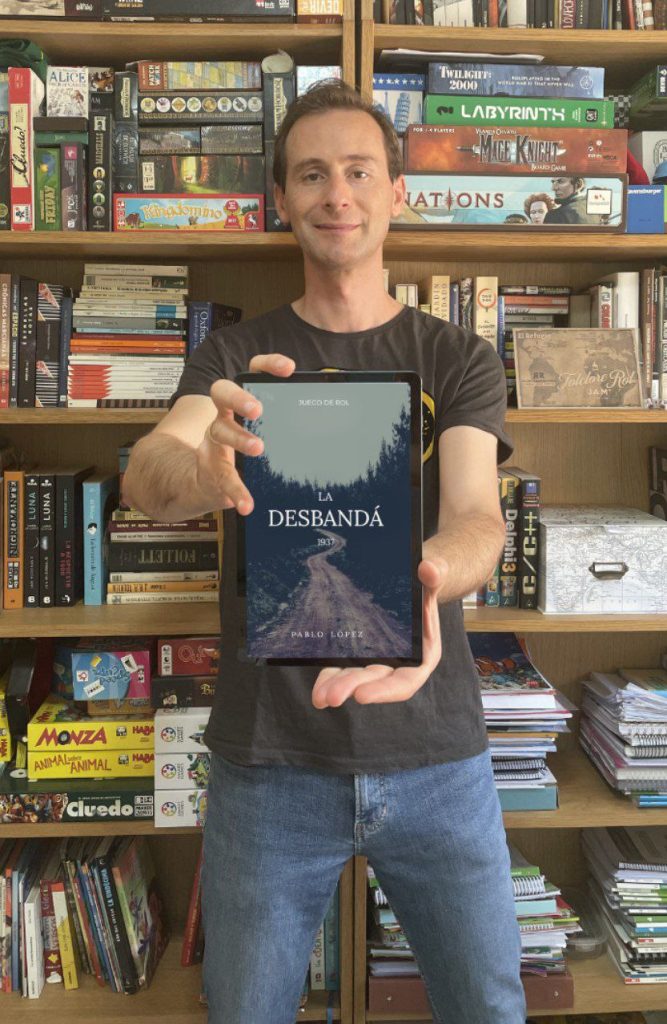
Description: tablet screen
236,371,423,666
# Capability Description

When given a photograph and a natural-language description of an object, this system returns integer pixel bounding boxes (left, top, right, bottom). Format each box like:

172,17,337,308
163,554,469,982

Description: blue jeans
201,748,525,1024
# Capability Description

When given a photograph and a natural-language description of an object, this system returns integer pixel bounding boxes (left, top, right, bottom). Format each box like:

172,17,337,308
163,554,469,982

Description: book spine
24,892,45,999
4,469,23,609
17,277,38,407
107,540,219,572
473,275,498,350
459,277,473,330
61,143,85,230
310,922,325,989
23,472,40,607
263,67,295,141
55,472,75,606
113,71,139,194
106,591,217,603
187,301,212,356
83,480,104,606
39,471,56,607
661,275,667,405
50,882,79,989
88,111,112,231
181,843,203,966
499,472,519,607
58,294,73,407
0,112,9,231
35,146,61,231
9,68,42,231
96,855,139,994
324,889,339,990
8,276,20,407
485,478,502,606
516,474,540,610
40,880,63,985
61,865,92,978
0,273,10,407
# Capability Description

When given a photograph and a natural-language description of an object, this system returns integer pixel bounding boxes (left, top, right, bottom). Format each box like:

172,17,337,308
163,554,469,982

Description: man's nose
322,172,351,209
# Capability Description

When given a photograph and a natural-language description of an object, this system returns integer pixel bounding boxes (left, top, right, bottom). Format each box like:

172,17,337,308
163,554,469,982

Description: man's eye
304,172,323,182
351,170,369,179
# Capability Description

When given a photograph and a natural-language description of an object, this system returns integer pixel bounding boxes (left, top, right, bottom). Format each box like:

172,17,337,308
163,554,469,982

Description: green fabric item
0,39,50,81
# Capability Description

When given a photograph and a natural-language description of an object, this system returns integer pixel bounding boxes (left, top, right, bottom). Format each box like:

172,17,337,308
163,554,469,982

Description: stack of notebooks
580,668,667,807
583,827,667,984
469,633,574,811
510,844,580,979
366,848,578,1013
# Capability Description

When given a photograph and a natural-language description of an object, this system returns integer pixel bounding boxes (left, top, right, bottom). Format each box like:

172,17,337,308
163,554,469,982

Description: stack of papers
470,633,573,805
511,844,580,977
580,670,667,806
583,828,667,983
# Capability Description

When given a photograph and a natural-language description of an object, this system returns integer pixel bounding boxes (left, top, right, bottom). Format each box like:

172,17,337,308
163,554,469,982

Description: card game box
28,694,155,751
114,193,264,230
139,127,202,155
154,751,210,789
138,91,263,125
46,66,88,118
71,645,152,700
200,124,263,154
423,95,615,129
28,748,154,779
139,154,265,195
151,675,216,709
394,174,626,230
154,787,208,827
159,635,220,675
404,126,628,176
427,63,605,99
0,770,154,823
154,707,211,753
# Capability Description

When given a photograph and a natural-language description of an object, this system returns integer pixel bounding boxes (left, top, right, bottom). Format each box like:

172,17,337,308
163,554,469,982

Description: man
122,81,525,1024
543,175,595,224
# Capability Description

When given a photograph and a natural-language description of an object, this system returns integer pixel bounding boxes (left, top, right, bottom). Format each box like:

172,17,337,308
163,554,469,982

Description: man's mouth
314,223,360,232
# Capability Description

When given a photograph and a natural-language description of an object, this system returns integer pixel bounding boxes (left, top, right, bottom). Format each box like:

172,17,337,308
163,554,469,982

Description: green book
423,95,615,129
35,147,61,232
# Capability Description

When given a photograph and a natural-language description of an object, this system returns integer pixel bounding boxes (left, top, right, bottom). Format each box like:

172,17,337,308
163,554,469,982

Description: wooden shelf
3,604,667,637
503,746,667,829
0,603,220,637
364,950,667,1020
4,938,340,1022
370,26,667,90
0,18,344,64
0,231,302,262
0,820,201,839
383,232,667,263
3,407,667,425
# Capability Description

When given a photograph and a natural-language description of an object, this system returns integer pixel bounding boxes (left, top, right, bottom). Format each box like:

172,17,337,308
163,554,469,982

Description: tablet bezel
235,370,423,667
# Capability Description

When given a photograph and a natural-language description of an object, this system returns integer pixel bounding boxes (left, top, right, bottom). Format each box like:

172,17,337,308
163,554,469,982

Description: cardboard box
72,645,152,701
395,174,626,231
28,694,155,751
154,706,211,753
158,635,220,675
154,787,208,827
139,154,264,194
0,771,154,823
628,129,667,181
538,506,667,614
626,184,665,233
28,748,154,779
154,751,210,789
114,192,264,230
372,74,425,135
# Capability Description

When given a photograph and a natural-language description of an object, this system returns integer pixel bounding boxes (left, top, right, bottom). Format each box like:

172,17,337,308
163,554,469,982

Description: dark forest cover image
237,372,423,666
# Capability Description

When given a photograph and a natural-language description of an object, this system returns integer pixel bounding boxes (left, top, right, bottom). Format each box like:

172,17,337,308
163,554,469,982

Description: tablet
235,371,423,667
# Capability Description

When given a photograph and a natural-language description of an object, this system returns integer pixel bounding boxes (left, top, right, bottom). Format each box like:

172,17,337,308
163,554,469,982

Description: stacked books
580,669,667,807
584,827,667,984
67,263,188,408
469,632,573,811
0,0,345,25
510,843,580,979
0,835,168,996
373,0,658,26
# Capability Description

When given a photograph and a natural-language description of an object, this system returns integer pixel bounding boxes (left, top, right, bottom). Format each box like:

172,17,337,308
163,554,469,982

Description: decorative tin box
538,505,667,614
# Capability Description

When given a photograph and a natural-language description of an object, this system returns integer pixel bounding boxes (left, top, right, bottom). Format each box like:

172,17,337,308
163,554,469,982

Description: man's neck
292,262,403,333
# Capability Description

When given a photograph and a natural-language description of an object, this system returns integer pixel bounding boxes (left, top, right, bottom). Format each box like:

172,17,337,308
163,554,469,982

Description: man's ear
391,174,407,219
274,182,290,227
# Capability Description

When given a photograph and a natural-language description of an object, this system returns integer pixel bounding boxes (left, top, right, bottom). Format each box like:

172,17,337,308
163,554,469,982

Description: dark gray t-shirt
169,303,513,773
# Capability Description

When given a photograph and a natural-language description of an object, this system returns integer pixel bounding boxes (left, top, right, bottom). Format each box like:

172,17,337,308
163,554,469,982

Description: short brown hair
523,192,556,216
272,80,403,191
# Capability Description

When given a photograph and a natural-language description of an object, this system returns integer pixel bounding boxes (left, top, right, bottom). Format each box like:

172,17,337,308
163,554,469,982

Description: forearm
122,433,217,523
423,513,506,604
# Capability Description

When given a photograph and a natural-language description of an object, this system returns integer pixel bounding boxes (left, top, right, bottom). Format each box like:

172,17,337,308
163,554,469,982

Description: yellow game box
28,695,154,753
0,669,13,763
28,749,154,780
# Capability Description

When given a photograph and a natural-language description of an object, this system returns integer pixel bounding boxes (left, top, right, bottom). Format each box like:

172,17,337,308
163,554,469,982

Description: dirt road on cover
253,529,413,658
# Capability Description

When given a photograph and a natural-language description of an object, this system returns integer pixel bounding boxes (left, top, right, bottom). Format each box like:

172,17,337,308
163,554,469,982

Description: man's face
274,109,405,272
551,177,576,200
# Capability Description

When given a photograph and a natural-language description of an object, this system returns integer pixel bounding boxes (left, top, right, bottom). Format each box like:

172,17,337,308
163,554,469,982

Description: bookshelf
352,6,667,1022
0,7,355,1023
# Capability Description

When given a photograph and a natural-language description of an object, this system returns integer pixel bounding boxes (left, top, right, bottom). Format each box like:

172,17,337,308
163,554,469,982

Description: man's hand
311,557,444,709
196,353,295,515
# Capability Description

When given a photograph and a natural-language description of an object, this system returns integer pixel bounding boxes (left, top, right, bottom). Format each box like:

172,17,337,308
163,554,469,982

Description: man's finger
206,416,264,458
198,459,254,516
210,378,262,420
353,671,424,705
312,664,393,709
249,353,295,376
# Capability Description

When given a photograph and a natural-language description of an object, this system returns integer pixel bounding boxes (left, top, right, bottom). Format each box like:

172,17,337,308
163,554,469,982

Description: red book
181,842,204,966
8,68,45,232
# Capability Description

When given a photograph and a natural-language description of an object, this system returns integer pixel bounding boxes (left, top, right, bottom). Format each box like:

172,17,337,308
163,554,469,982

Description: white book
507,0,528,26
433,0,474,25
23,876,45,999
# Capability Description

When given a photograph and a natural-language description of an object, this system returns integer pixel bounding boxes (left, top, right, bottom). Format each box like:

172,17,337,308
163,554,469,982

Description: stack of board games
151,635,219,709
154,706,211,827
67,263,188,407
0,0,302,20
391,61,628,231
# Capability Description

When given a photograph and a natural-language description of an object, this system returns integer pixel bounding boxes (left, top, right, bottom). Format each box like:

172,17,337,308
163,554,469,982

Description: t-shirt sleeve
168,331,228,409
436,332,514,464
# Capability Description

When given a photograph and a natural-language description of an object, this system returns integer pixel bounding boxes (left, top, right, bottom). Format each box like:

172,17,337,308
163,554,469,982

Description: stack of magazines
584,828,667,984
580,669,667,807
468,633,573,812
510,844,580,978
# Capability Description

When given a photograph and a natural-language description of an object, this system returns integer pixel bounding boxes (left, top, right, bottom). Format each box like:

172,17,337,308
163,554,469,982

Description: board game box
0,770,154,823
427,63,605,99
114,193,264,230
28,748,154,779
28,694,155,751
154,787,208,827
139,154,265,194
